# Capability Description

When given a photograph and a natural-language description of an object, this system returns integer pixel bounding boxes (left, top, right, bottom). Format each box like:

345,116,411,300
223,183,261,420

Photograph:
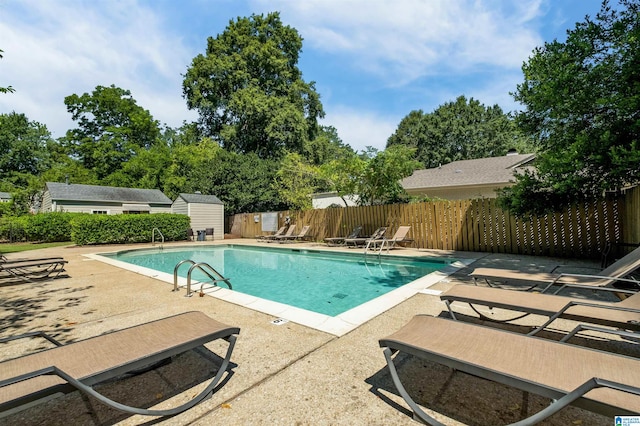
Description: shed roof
0,192,11,200
402,154,535,190
177,193,224,205
45,182,172,205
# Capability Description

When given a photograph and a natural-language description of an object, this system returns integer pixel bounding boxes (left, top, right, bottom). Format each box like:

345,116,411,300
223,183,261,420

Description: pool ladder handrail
173,259,232,297
152,228,164,249
364,238,388,257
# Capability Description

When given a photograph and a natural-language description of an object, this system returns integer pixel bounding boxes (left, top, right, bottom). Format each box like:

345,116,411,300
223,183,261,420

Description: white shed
172,193,224,240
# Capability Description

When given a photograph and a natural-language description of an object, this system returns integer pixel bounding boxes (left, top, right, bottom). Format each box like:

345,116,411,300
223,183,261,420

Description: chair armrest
548,282,638,295
560,323,640,343
541,274,640,293
528,299,640,336
0,331,63,347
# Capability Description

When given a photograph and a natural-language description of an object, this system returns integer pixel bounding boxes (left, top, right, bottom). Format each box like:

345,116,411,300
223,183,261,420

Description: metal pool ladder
152,228,164,249
364,239,388,257
173,259,232,297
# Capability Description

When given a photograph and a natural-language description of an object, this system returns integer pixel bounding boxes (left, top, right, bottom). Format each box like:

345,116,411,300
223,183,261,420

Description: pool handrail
152,228,164,248
173,259,232,296
186,262,232,297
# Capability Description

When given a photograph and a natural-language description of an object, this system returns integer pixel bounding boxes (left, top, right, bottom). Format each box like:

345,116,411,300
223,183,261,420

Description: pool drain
332,293,348,299
271,318,289,325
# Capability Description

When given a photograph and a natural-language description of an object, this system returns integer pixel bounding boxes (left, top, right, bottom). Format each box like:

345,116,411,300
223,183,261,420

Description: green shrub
23,212,80,242
70,213,191,245
0,216,26,242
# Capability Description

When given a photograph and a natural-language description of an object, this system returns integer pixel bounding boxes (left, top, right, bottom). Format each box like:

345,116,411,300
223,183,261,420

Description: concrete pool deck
0,239,632,425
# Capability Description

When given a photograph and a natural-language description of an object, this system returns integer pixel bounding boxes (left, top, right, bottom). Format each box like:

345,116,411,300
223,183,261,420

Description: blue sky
0,0,609,152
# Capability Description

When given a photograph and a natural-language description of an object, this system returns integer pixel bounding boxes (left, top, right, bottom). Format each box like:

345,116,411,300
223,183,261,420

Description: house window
123,210,149,214
92,210,108,215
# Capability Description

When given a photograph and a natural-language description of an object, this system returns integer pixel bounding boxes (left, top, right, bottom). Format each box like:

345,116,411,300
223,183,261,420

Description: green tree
0,49,14,94
274,152,320,210
358,145,421,205
0,112,52,180
387,96,533,168
61,85,161,179
318,154,366,206
183,12,324,159
163,139,283,214
501,0,640,215
303,125,354,166
104,143,172,189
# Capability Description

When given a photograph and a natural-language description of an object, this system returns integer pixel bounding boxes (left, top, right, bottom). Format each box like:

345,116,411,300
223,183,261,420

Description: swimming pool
90,244,472,335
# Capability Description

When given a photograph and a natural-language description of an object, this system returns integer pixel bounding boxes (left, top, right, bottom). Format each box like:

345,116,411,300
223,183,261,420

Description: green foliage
103,143,172,189
70,213,190,245
61,85,161,179
183,12,324,159
303,125,355,165
23,212,80,242
274,152,320,210
504,0,640,215
358,145,421,205
163,139,284,214
0,215,26,242
318,154,366,205
6,174,49,216
0,213,78,242
0,112,52,179
387,96,534,168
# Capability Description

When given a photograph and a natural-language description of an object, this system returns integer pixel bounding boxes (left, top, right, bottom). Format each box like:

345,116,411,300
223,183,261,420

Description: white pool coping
86,248,474,337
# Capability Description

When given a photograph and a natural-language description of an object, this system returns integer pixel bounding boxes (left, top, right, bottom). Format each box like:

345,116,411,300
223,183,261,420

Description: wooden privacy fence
228,187,639,259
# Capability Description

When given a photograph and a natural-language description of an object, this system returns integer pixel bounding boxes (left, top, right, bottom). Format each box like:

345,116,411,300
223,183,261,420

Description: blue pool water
103,245,449,316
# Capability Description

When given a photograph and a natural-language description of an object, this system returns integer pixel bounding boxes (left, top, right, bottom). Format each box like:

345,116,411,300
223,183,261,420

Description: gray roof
46,182,172,205
0,192,11,199
177,193,224,205
402,154,535,190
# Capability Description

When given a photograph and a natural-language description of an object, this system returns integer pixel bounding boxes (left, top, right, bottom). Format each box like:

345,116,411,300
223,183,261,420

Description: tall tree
61,85,161,180
318,153,367,207
501,0,640,215
303,125,354,166
358,145,421,205
163,139,283,214
274,152,320,210
0,112,52,181
183,12,324,159
387,96,533,168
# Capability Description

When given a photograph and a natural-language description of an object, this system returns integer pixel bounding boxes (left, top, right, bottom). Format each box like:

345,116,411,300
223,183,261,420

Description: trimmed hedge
0,212,192,245
0,213,80,243
70,213,191,245
25,212,82,242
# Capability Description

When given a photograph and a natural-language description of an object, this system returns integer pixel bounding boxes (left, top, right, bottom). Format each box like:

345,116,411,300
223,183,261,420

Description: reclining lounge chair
256,226,286,241
0,311,240,417
324,226,362,246
276,225,311,243
1,253,64,264
441,284,640,334
266,225,297,242
345,227,387,248
469,245,640,293
379,315,640,425
365,225,413,251
0,257,68,282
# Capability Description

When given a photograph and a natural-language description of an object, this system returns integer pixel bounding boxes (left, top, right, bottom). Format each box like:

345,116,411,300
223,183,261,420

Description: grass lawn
0,241,72,254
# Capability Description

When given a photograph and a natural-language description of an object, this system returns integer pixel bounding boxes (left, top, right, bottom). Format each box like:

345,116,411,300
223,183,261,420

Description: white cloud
0,0,196,138
321,106,399,153
261,0,544,85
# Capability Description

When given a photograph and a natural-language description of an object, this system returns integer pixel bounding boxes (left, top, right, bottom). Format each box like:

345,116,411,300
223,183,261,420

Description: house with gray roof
401,153,535,200
41,182,173,214
0,192,11,203
172,193,224,240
